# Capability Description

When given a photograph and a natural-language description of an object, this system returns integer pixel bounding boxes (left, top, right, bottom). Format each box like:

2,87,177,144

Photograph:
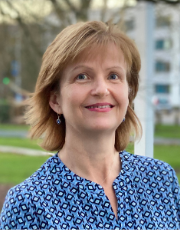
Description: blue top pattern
0,151,180,229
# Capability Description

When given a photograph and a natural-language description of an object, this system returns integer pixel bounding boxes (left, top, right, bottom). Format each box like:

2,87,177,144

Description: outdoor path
0,130,27,138
154,137,180,145
0,130,180,145
0,145,54,156
1,131,179,213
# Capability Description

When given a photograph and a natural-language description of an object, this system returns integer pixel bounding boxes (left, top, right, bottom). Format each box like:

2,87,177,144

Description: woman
0,21,179,229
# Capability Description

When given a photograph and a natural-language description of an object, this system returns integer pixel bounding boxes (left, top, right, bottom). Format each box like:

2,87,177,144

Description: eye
76,74,88,80
109,73,119,80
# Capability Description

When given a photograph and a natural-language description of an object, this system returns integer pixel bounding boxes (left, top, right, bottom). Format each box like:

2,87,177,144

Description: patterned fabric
0,151,180,229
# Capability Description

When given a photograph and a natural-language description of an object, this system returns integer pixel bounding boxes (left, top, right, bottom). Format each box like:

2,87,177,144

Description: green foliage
0,101,10,123
2,77,10,85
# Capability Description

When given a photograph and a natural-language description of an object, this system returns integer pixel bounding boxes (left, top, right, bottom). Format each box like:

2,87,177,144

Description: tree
0,0,96,93
0,0,179,93
137,0,180,4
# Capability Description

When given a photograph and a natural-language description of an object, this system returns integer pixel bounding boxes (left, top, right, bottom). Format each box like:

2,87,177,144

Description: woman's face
49,43,129,136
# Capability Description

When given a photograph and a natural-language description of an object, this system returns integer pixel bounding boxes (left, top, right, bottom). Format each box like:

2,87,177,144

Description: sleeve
0,189,15,229
171,168,180,222
0,187,38,229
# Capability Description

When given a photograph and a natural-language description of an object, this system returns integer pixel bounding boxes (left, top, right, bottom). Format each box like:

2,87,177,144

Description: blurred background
0,0,180,210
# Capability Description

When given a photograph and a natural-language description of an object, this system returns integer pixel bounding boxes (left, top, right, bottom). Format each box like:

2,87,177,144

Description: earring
56,114,61,125
123,117,125,122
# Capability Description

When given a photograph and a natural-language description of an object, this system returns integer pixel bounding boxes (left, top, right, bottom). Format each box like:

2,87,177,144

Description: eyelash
108,73,119,80
76,73,88,80
75,72,120,81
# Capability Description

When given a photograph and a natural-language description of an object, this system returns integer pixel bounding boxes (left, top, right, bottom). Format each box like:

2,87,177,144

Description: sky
0,0,136,23
0,0,52,23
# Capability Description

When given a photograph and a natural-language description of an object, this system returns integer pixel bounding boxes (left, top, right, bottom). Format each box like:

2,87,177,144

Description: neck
58,128,121,186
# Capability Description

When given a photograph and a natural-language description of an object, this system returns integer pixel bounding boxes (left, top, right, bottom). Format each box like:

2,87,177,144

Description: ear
49,91,62,114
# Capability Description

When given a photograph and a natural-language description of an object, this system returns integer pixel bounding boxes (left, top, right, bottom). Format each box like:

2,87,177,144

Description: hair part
24,20,142,152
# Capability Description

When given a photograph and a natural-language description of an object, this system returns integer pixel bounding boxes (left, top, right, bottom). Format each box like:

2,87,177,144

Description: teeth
88,105,111,109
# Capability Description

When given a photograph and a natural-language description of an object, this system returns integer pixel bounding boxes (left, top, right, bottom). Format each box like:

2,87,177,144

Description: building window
155,39,172,50
155,84,170,94
155,61,170,72
124,19,134,31
156,16,171,27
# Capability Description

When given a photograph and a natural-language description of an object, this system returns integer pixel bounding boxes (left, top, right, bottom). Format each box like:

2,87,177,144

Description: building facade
88,2,180,124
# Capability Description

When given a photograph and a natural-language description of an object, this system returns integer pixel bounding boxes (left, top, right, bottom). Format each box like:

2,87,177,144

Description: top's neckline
53,150,134,192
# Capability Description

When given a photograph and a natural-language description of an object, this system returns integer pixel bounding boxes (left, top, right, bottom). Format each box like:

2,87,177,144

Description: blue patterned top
0,151,180,229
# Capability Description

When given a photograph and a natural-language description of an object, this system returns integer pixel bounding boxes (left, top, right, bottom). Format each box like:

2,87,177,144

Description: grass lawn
0,124,29,130
0,139,179,184
154,145,180,183
0,124,180,184
155,124,180,139
0,136,53,184
0,137,42,150
0,123,180,138
0,153,50,184
154,145,180,169
125,143,180,183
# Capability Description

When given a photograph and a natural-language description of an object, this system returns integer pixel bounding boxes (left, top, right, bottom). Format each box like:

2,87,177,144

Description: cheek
115,84,129,103
122,94,129,107
61,85,84,108
59,86,72,110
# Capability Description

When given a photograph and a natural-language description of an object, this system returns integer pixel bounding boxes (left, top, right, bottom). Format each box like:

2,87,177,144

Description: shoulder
121,151,180,218
122,150,173,173
8,153,58,194
0,153,59,229
121,151,179,188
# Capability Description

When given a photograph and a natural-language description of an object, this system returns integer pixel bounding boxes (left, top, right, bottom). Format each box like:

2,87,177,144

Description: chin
86,122,118,132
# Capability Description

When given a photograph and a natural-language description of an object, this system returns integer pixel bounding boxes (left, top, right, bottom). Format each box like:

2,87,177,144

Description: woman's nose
91,78,110,97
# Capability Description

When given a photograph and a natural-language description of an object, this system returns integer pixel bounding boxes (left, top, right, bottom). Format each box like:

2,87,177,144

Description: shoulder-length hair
25,20,142,152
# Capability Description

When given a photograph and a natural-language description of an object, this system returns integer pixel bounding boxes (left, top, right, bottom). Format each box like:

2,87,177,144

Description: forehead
59,42,128,85
73,42,126,66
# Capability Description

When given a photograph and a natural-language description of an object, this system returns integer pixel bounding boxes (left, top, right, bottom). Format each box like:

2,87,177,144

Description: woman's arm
171,168,180,222
0,187,38,229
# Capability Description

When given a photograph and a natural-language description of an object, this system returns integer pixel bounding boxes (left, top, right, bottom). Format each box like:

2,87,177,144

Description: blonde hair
25,21,142,152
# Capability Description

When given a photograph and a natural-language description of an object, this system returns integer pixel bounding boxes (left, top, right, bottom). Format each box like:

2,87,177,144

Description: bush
0,100,10,123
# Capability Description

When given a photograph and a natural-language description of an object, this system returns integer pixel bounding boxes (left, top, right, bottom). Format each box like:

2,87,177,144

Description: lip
85,103,114,112
85,103,114,108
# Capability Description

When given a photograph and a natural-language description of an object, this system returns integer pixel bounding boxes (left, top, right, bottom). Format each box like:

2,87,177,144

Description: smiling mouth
85,102,114,110
86,105,113,109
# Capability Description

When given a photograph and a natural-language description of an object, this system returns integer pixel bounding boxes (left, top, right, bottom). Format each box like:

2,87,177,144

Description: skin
49,42,129,218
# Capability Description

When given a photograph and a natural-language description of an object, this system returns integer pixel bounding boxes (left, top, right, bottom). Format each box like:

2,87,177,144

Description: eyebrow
106,66,125,72
71,65,126,73
71,65,92,71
